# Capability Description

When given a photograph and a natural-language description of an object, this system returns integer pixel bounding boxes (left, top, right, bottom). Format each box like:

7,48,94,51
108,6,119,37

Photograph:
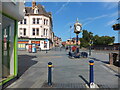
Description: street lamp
112,18,120,66
89,33,93,56
74,18,82,53
70,26,72,52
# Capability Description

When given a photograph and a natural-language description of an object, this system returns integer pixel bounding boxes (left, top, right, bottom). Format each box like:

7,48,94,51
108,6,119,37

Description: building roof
25,3,51,17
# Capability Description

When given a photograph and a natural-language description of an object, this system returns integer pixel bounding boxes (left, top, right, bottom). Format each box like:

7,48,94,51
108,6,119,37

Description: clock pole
76,33,79,53
74,18,82,54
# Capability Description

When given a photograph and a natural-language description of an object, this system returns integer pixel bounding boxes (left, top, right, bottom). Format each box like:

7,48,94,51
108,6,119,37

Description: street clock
74,20,82,34
112,24,120,31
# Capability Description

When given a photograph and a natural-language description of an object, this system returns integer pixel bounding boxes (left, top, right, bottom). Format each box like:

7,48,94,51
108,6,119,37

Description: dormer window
34,8,38,14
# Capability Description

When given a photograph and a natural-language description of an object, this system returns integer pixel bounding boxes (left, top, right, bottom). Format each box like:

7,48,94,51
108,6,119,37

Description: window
36,28,39,36
24,19,26,24
32,28,35,35
46,20,48,25
34,8,38,14
33,18,35,24
46,29,47,36
36,10,38,14
44,29,46,36
37,18,39,24
44,19,45,25
19,28,22,36
23,28,26,35
20,20,22,24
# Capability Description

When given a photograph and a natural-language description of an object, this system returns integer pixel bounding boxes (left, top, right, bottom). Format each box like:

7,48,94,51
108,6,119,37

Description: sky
25,2,119,43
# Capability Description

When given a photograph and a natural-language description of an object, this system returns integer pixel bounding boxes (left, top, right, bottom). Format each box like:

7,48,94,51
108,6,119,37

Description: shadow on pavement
2,55,38,89
18,55,38,77
78,75,89,86
90,58,109,64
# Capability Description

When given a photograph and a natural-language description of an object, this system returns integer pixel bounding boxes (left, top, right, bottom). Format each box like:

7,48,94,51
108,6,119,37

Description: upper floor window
32,28,35,35
44,19,48,25
33,18,35,24
23,28,26,35
37,18,39,24
44,28,46,36
36,28,39,36
20,20,22,24
46,29,48,36
34,8,38,14
44,19,45,25
24,19,26,24
46,20,48,25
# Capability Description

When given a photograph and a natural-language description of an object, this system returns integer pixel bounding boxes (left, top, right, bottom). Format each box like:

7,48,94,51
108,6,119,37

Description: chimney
32,1,36,7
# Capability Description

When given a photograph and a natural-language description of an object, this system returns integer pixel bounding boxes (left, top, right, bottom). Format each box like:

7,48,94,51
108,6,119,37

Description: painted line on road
100,65,117,75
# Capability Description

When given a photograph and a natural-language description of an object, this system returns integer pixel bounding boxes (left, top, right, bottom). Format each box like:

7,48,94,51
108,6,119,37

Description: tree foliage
80,30,115,48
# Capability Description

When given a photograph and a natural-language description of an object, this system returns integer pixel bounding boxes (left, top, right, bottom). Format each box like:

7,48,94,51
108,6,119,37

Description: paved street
7,48,119,88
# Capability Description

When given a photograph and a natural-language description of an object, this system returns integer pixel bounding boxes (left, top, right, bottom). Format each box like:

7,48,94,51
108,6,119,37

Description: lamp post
70,26,72,52
74,18,82,53
112,17,120,67
89,33,93,56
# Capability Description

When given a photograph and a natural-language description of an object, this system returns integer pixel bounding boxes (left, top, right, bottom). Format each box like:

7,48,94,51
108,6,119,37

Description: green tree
80,30,115,48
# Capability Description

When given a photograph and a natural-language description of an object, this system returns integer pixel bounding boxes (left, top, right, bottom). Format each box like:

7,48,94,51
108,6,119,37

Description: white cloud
55,0,71,15
65,22,75,27
106,20,117,26
104,2,118,9
81,14,108,26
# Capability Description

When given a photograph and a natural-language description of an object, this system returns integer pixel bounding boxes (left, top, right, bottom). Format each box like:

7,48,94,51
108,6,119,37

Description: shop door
2,26,10,78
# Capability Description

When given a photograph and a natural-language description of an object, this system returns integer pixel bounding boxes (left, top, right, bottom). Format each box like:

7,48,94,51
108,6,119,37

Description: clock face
76,25,81,31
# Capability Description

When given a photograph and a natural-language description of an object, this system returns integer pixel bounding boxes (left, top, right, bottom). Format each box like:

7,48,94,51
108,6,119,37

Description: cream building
18,2,54,50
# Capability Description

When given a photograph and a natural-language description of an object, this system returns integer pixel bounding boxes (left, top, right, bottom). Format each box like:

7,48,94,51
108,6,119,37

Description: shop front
0,2,24,87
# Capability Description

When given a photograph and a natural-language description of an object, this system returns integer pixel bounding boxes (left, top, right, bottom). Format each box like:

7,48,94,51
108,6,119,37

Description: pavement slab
6,48,119,89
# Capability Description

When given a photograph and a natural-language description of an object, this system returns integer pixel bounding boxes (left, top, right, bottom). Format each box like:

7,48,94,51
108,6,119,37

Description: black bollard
48,62,52,86
89,60,95,88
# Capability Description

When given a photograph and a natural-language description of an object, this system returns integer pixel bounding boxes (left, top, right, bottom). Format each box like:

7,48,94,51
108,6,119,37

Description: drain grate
42,83,86,88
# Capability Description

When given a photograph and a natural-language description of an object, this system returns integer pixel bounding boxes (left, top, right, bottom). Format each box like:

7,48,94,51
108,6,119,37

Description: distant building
0,1,24,86
66,37,80,45
62,41,66,47
18,1,54,50
54,36,62,47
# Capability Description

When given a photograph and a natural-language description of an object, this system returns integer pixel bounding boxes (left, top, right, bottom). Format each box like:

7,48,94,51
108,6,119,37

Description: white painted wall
18,14,53,50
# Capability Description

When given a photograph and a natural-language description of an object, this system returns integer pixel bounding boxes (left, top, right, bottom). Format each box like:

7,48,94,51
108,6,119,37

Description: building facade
0,1,24,86
54,36,62,47
66,38,80,46
18,2,54,51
